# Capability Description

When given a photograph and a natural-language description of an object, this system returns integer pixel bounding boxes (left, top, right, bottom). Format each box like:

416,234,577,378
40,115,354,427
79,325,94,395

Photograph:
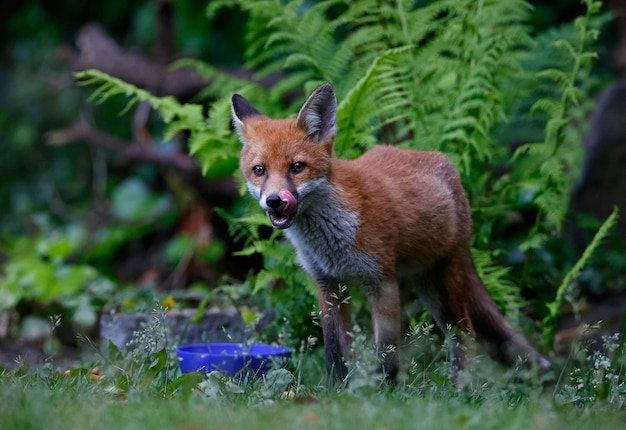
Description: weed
556,332,626,408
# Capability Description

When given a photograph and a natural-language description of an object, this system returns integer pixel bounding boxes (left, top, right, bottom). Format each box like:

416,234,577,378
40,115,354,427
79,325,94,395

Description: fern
203,0,597,317
542,207,619,347
335,46,413,156
515,0,602,245
209,0,361,104
471,248,525,319
77,69,205,140
214,206,277,256
215,206,318,298
332,0,533,176
187,96,240,178
171,59,264,102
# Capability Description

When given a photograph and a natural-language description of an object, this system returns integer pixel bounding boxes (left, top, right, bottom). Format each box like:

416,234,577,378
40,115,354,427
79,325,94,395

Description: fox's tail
467,267,551,370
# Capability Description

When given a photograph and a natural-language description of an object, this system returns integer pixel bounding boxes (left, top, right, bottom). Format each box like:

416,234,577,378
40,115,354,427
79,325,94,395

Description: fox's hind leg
417,258,478,377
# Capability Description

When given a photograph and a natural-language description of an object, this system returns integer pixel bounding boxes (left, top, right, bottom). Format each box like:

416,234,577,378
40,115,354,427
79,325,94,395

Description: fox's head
231,83,337,229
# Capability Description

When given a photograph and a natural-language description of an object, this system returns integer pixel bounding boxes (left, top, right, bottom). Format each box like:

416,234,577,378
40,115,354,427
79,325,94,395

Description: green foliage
215,206,319,341
79,70,202,129
542,207,619,347
555,331,626,408
0,174,183,330
76,69,240,179
0,227,115,329
76,0,615,352
208,0,362,103
339,0,527,173
514,0,604,245
206,0,608,328
110,177,174,222
471,248,523,319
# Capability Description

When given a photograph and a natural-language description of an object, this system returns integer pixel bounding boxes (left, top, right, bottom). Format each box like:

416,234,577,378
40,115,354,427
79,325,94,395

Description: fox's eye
290,161,306,174
253,165,266,176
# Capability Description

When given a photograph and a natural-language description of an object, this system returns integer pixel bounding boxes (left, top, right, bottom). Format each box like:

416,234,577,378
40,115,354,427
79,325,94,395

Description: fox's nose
266,193,284,210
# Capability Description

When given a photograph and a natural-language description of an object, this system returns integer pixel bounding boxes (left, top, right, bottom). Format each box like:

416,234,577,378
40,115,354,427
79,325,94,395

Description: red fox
231,83,550,383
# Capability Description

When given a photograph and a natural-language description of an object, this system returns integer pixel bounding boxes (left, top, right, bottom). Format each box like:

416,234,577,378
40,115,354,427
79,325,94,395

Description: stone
100,309,272,350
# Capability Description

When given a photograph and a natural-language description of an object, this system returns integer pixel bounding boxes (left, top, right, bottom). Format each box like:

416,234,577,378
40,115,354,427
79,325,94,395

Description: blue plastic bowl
177,343,291,377
177,343,244,377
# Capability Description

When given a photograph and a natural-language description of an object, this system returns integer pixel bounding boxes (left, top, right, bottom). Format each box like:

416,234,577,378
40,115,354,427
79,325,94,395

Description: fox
231,82,550,384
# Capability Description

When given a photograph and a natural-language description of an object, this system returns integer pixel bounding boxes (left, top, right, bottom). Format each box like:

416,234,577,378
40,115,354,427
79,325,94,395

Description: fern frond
542,207,619,345
530,98,562,118
516,0,602,247
536,68,573,88
170,59,265,102
77,69,206,140
243,0,361,99
335,46,413,155
77,69,247,178
472,248,525,318
215,206,275,246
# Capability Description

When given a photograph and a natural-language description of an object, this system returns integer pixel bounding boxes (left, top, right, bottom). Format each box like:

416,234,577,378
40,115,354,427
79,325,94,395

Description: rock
100,308,273,351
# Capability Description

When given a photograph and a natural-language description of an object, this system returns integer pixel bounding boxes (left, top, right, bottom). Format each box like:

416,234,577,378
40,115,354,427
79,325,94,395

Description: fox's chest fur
283,180,380,282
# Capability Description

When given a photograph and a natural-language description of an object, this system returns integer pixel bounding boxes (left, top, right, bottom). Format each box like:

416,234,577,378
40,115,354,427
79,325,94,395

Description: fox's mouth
266,189,298,229
268,211,295,229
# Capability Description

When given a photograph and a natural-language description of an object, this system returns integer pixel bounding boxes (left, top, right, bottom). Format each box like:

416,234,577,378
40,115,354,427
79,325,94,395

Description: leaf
530,98,562,118
142,348,168,386
519,233,548,252
111,178,172,222
165,372,205,397
261,368,294,398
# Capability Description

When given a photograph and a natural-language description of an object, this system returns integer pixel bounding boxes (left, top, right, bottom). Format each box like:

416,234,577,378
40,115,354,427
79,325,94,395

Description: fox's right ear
231,94,262,143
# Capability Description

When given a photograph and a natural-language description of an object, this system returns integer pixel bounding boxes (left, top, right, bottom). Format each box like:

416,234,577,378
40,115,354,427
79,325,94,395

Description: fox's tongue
268,190,297,228
278,189,297,216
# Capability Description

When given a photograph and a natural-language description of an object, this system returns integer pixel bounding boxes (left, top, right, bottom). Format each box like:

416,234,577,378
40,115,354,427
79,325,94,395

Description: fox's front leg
368,277,402,382
317,281,351,384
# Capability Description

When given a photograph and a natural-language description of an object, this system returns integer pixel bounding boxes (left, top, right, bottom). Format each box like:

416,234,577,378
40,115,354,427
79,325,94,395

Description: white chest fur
284,182,380,282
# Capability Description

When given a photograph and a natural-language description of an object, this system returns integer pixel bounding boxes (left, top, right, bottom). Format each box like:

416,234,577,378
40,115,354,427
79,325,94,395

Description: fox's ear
231,94,262,143
296,83,336,144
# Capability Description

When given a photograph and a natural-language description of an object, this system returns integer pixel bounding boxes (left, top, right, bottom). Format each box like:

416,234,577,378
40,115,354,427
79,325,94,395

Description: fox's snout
262,189,298,229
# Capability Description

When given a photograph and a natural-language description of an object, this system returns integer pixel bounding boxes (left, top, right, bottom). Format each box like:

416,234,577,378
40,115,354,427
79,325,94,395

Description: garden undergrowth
1,311,625,429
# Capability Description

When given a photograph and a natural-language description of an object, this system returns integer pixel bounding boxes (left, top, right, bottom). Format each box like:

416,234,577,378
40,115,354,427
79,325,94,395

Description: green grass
1,373,625,430
1,329,625,430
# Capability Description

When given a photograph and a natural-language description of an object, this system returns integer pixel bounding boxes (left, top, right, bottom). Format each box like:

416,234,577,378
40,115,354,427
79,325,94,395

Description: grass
1,371,625,430
1,321,625,430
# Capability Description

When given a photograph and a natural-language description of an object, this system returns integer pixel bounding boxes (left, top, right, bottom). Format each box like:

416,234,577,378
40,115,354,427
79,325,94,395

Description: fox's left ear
296,83,337,144
231,94,263,143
